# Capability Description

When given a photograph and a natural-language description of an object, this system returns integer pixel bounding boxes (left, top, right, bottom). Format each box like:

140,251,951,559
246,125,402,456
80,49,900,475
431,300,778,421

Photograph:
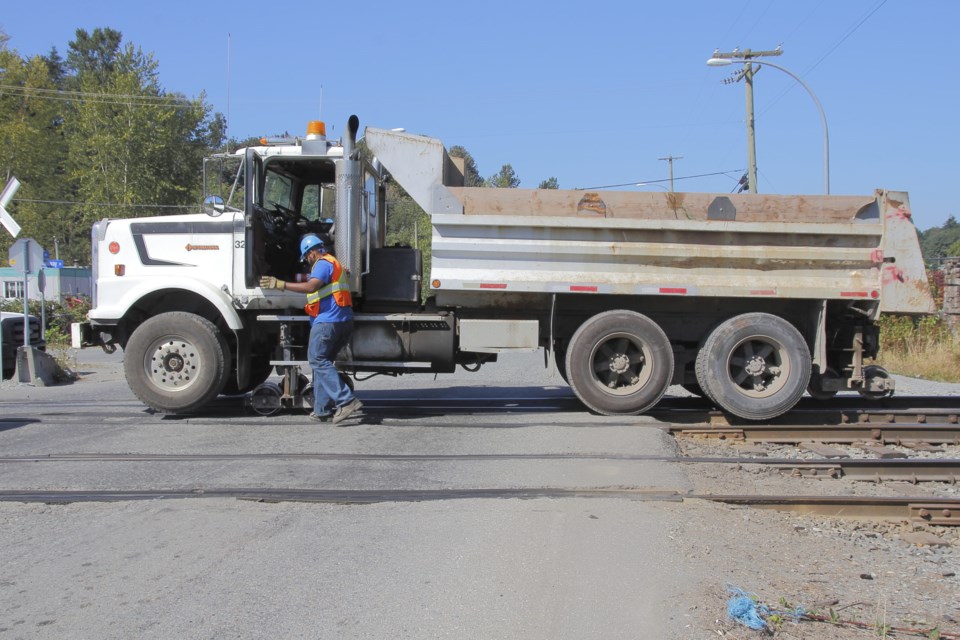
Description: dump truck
84,115,936,420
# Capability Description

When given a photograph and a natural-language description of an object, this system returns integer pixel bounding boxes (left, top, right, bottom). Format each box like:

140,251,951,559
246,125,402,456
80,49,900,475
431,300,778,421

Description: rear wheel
696,313,810,421
124,312,230,414
565,310,673,415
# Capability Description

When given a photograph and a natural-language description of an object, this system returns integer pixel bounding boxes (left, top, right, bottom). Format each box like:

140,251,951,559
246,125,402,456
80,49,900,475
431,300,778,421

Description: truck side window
302,184,320,220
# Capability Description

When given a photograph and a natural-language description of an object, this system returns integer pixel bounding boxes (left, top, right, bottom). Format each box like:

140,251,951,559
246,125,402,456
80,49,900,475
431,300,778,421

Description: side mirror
203,195,226,217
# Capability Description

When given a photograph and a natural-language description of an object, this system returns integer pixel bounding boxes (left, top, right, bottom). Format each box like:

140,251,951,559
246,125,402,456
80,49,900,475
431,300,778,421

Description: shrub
875,314,960,382
0,296,91,344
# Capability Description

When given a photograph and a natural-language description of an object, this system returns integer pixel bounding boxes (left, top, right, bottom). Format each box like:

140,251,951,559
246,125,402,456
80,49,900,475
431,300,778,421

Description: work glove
259,276,285,290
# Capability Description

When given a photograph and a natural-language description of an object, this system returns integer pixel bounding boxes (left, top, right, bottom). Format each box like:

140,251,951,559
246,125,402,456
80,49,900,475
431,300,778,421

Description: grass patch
875,314,960,382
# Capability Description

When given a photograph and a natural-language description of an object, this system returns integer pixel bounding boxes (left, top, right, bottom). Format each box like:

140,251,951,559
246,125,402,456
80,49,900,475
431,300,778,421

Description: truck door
244,149,264,289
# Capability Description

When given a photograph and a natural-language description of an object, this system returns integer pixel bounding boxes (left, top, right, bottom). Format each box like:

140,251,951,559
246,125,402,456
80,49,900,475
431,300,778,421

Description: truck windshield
260,158,337,222
263,170,293,211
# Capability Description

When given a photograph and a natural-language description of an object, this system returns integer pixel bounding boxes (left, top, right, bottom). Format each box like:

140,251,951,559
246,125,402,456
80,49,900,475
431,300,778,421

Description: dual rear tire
564,310,812,421
695,313,811,421
565,310,674,416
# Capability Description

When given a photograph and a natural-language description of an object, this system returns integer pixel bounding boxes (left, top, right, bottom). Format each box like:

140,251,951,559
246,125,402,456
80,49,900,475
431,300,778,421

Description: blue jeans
307,320,354,416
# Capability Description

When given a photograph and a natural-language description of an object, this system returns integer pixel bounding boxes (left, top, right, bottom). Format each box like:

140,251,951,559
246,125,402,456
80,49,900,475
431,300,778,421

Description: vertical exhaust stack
336,115,362,294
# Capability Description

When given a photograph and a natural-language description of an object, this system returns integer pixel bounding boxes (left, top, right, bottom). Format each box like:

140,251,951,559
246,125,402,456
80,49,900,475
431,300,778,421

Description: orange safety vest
305,254,352,316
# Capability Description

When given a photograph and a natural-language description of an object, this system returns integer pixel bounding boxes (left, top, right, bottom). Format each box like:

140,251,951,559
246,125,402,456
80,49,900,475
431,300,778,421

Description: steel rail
0,487,682,504
3,453,959,487
673,423,960,444
696,495,960,526
0,487,956,526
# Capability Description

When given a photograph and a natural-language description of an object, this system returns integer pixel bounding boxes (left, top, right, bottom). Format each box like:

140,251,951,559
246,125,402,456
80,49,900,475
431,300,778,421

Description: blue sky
2,0,957,231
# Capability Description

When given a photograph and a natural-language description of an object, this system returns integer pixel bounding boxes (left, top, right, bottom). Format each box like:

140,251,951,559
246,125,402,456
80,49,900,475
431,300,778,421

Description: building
0,265,92,302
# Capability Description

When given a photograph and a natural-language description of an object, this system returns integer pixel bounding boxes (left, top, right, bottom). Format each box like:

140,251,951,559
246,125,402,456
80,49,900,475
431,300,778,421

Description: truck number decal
235,240,245,249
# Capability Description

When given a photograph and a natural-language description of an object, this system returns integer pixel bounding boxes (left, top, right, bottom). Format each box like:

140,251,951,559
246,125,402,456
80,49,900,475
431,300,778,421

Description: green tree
486,164,520,188
0,28,224,266
59,29,221,263
920,216,960,266
538,177,559,189
66,28,122,86
384,182,432,300
0,44,66,265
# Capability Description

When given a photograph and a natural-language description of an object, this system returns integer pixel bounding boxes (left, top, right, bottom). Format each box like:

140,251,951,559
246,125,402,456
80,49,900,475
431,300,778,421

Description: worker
259,234,363,424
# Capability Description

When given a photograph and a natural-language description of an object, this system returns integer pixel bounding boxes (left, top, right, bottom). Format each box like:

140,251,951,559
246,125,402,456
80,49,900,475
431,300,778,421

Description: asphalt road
0,348,697,639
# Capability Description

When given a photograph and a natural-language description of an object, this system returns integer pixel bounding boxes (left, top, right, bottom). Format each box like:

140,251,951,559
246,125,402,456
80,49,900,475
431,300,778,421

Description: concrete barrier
16,346,61,386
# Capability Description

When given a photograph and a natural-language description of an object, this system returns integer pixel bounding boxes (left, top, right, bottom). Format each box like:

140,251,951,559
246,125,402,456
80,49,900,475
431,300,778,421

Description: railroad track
4,450,958,483
672,422,960,444
3,394,960,528
0,452,958,525
0,486,955,527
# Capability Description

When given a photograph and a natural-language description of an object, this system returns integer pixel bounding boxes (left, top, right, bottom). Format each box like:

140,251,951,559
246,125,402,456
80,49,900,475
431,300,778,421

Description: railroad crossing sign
0,177,22,238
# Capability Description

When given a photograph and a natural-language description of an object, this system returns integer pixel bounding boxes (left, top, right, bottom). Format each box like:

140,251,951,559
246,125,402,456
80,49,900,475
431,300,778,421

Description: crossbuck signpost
1,177,24,380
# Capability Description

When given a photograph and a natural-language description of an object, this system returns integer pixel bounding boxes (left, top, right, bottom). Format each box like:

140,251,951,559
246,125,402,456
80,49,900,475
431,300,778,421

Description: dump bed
365,128,935,315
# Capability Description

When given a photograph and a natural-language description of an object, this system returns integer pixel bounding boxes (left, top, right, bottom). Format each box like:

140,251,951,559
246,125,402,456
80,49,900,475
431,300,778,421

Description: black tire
565,310,673,415
696,312,810,421
124,312,230,413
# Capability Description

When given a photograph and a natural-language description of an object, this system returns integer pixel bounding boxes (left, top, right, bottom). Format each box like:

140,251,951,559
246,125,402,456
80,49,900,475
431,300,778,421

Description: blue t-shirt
309,257,353,324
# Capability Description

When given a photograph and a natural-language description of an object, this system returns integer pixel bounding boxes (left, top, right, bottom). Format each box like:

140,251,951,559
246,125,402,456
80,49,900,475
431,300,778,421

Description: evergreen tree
486,164,520,188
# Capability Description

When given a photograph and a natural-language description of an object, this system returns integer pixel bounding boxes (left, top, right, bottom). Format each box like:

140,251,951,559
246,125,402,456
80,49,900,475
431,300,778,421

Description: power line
576,170,743,191
0,84,199,109
759,0,888,116
14,198,195,209
0,83,187,102
802,0,888,76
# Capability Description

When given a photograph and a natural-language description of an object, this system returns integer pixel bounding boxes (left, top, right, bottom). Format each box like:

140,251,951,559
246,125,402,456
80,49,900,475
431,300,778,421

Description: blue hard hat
299,234,324,261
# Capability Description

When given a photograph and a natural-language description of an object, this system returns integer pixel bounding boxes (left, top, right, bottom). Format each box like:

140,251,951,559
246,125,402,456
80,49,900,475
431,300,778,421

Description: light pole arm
709,57,830,195
744,59,829,195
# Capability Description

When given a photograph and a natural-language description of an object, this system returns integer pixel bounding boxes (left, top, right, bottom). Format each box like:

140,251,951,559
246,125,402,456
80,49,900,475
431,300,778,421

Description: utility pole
658,155,683,192
711,46,782,194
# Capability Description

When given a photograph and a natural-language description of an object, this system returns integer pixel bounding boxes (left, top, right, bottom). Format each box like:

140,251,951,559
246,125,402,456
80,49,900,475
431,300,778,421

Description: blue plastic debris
726,586,767,630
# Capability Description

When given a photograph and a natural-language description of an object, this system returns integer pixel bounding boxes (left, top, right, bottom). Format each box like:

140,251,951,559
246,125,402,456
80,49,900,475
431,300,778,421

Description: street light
707,56,830,195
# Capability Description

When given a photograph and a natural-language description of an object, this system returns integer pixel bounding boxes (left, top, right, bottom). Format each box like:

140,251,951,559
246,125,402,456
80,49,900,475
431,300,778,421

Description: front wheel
696,313,810,421
565,310,674,415
124,312,230,413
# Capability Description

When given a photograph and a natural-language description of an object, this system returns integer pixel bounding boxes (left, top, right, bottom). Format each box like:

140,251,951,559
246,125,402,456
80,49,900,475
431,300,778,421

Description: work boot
332,398,363,425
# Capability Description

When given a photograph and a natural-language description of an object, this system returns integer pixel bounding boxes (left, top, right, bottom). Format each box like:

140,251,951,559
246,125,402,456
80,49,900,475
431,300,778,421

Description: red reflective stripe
840,291,869,298
750,290,777,296
659,287,687,294
479,283,507,289
570,285,598,292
